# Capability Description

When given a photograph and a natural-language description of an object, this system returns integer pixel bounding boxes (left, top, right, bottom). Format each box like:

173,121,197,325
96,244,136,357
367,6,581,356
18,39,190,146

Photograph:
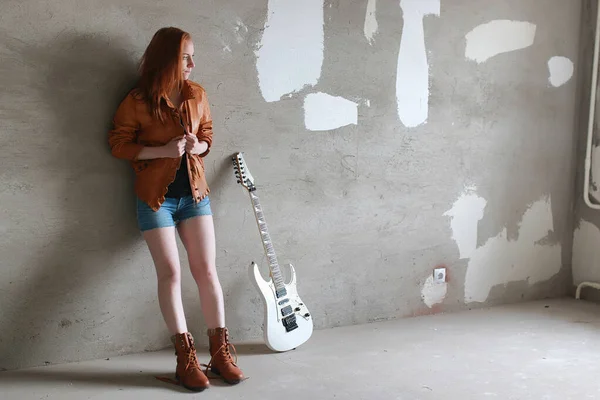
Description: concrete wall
573,0,600,294
0,0,582,370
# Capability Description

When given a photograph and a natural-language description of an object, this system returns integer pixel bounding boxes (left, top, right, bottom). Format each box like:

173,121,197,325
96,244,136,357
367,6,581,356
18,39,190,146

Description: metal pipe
583,0,600,209
577,1,600,299
576,281,600,299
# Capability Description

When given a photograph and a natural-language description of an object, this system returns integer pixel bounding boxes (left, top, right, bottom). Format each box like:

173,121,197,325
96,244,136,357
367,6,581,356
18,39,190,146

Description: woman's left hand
185,133,208,155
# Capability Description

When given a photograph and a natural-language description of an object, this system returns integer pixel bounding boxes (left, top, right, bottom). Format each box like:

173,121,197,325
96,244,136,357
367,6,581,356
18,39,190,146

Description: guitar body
249,262,313,352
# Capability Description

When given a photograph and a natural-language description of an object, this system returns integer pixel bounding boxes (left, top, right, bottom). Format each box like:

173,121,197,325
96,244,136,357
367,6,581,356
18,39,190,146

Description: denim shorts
136,195,212,232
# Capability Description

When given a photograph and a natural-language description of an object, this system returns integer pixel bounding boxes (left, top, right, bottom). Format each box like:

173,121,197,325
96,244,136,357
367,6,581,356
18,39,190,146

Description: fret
249,191,285,291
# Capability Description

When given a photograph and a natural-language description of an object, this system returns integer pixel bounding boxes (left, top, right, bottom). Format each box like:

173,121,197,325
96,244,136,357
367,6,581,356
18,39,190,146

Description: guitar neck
248,190,285,291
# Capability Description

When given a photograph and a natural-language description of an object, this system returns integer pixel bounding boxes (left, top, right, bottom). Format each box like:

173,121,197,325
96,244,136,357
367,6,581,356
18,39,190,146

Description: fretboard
249,191,286,293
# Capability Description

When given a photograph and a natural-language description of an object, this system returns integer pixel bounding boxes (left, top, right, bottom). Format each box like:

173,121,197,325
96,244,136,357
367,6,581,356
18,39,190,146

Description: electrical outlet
433,267,446,283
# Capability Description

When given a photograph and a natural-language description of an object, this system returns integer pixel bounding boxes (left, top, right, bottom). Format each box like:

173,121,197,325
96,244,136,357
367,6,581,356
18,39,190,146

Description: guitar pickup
278,299,289,306
281,305,293,316
276,288,288,298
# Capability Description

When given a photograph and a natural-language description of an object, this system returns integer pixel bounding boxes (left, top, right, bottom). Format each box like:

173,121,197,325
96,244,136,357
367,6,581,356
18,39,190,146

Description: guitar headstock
232,152,256,192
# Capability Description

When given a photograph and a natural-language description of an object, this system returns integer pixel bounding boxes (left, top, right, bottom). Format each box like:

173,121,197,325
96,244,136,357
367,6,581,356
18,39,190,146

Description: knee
157,267,181,286
191,263,219,286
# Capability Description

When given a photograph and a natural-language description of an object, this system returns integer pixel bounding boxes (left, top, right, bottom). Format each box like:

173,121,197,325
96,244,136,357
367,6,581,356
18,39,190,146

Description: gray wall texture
0,0,583,370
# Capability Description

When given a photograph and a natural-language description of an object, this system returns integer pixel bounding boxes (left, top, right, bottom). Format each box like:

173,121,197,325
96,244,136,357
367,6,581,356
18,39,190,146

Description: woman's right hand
161,136,186,158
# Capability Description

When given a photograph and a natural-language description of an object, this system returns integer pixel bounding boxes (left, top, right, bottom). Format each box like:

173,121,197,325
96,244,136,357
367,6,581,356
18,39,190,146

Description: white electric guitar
232,152,313,352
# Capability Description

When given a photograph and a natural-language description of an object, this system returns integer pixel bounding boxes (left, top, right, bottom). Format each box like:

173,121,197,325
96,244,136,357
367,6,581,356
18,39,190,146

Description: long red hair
138,27,191,122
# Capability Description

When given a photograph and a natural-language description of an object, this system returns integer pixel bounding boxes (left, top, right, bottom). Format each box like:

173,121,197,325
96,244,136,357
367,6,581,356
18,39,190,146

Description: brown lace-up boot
206,327,245,384
173,332,210,392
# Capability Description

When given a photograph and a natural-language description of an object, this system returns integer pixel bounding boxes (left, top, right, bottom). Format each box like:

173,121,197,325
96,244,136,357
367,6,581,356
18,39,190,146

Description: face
182,40,195,80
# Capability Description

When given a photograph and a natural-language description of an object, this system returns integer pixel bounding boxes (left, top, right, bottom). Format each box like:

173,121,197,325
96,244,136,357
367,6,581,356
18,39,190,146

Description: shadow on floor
0,370,185,392
1,367,247,391
225,342,273,356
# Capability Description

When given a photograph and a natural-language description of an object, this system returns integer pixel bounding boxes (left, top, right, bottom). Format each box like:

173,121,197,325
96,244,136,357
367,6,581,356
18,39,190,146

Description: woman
108,27,244,392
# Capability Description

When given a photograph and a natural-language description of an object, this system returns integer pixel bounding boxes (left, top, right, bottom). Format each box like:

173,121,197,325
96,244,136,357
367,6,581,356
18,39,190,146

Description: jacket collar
182,80,197,101
164,80,197,110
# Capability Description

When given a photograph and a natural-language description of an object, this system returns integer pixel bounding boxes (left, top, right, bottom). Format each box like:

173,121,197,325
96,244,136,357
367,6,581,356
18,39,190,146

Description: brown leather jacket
108,80,213,211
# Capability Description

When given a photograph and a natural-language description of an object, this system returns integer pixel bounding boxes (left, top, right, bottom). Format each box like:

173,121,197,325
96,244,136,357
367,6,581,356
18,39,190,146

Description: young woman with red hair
108,27,244,392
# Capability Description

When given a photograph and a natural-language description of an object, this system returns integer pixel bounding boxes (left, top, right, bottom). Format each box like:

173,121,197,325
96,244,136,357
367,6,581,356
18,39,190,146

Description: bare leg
178,215,225,329
142,227,188,334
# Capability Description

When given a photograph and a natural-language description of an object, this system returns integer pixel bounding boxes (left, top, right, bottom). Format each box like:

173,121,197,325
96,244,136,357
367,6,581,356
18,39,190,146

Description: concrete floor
1,298,599,400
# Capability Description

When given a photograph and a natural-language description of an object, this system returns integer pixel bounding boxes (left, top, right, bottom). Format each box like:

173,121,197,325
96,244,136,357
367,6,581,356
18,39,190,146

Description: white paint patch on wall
364,0,378,45
444,185,487,259
572,220,600,284
255,0,324,102
396,0,440,128
464,196,561,303
421,274,447,308
235,19,248,43
548,56,574,87
304,92,358,131
465,20,537,64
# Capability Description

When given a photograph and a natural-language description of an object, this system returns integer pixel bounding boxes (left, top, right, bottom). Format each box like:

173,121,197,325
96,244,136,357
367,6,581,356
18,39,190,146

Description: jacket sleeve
108,93,144,161
196,90,213,158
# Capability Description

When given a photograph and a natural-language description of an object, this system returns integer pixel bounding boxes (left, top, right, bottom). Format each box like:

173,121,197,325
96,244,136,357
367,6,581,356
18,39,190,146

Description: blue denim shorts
136,195,212,232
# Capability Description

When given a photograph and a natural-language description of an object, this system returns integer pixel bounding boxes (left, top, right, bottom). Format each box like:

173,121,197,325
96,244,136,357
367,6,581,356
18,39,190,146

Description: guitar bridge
282,314,298,332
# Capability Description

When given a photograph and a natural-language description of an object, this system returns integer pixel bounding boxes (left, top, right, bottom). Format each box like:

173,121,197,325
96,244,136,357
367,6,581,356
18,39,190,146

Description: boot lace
184,346,201,372
204,342,239,375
